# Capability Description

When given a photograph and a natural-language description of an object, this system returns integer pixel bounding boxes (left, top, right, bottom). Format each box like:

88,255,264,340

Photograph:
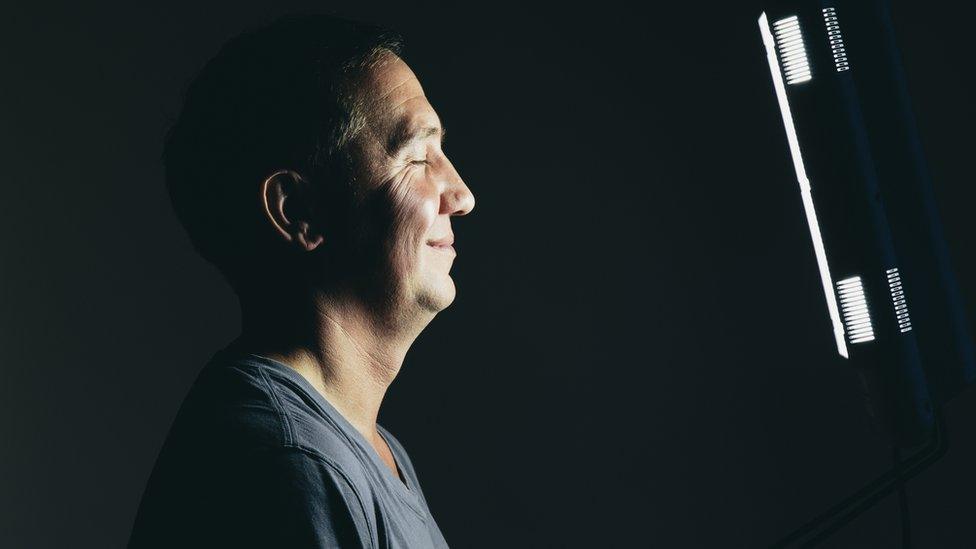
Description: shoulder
133,352,383,548
132,442,379,549
166,351,373,484
237,445,379,549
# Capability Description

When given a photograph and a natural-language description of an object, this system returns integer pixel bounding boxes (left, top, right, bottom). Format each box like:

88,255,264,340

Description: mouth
426,236,456,254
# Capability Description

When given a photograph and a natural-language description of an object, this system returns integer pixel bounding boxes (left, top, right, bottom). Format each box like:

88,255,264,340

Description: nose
439,157,475,216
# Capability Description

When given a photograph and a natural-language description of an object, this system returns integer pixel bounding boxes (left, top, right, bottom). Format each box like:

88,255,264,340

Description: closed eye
410,159,430,166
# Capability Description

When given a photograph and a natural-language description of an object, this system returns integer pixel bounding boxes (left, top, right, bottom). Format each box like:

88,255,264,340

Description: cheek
386,176,439,260
419,198,437,232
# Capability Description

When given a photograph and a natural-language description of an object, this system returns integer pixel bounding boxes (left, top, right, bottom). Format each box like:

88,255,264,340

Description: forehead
357,55,440,136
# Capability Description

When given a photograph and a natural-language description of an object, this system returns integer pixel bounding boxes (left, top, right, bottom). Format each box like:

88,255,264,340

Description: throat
374,434,407,486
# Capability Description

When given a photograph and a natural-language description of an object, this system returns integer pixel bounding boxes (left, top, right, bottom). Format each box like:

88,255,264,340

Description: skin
230,52,475,481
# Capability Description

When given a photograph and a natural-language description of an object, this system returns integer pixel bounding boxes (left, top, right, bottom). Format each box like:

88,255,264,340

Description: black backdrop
3,1,975,547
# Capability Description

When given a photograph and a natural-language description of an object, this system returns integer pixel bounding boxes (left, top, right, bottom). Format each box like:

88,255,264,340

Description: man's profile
128,14,474,548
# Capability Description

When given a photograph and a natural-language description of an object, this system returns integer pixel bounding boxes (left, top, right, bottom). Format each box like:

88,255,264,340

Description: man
128,14,474,548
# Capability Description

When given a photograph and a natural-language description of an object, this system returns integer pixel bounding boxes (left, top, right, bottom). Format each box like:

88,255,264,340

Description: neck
232,282,431,445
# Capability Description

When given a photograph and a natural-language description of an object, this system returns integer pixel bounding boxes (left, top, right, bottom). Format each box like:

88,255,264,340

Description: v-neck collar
214,349,426,516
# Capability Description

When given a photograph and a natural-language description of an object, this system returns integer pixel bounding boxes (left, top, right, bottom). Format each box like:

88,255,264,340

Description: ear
259,170,326,252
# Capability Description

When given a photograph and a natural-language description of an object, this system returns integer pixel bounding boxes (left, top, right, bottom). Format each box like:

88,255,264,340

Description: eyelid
404,143,440,166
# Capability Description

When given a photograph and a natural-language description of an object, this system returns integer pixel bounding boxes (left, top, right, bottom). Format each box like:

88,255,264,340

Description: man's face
343,53,475,317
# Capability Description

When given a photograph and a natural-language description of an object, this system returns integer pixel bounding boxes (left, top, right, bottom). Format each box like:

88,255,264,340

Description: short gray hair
163,14,404,293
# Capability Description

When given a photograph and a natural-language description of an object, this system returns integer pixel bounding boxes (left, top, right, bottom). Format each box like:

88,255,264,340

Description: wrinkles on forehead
350,56,440,164
355,54,424,122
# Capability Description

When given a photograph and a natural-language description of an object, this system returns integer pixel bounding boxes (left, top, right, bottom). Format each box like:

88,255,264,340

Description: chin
416,279,456,313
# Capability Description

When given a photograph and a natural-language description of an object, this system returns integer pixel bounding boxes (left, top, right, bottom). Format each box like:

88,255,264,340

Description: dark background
2,0,975,547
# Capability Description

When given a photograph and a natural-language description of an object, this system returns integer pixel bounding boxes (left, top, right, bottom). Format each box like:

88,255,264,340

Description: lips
426,236,454,247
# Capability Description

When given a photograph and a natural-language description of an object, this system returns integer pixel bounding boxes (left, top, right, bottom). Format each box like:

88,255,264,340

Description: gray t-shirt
129,347,449,548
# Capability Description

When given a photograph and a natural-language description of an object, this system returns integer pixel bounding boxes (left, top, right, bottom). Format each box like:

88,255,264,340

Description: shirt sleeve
234,446,377,549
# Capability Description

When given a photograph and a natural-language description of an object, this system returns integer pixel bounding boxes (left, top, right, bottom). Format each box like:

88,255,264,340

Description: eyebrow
386,120,446,155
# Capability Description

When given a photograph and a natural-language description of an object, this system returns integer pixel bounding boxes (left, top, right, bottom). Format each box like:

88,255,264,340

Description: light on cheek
421,199,437,231
387,185,439,269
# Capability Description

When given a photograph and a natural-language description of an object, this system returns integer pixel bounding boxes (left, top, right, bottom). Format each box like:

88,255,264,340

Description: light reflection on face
343,53,475,318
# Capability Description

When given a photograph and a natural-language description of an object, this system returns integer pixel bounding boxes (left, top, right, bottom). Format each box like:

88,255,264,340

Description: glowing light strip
886,268,913,333
772,16,812,84
760,12,849,358
822,8,850,72
837,276,875,343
